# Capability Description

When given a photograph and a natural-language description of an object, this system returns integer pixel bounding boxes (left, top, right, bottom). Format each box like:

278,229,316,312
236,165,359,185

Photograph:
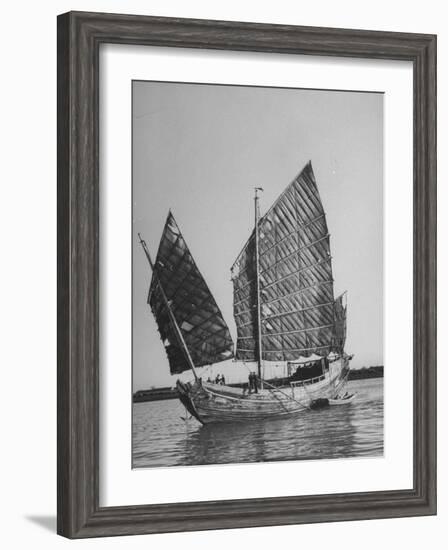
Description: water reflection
132,378,383,468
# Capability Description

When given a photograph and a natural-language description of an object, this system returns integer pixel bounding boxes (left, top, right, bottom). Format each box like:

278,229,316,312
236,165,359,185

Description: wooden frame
57,11,437,538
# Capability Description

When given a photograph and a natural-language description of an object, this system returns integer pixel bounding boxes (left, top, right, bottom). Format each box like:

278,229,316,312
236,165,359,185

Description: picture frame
57,10,436,538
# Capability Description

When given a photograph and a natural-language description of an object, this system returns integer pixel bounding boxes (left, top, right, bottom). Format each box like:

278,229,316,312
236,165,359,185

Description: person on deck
221,374,226,385
253,373,259,394
249,372,259,393
215,374,221,385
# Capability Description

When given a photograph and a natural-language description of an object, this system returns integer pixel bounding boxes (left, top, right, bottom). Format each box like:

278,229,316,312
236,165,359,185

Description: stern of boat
328,353,352,398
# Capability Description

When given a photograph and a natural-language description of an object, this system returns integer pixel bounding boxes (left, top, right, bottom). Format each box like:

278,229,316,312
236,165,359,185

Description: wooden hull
177,356,350,424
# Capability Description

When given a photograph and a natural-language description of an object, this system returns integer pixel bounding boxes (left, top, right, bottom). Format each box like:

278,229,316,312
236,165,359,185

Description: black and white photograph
0,0,440,545
132,81,384,469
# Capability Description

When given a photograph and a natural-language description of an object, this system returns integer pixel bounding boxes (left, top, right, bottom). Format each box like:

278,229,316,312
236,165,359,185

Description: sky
132,81,383,391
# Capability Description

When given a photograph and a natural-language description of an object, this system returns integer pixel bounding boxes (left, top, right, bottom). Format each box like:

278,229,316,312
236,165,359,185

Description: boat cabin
288,356,329,383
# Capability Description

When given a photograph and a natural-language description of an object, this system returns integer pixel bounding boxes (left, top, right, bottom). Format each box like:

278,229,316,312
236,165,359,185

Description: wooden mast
138,233,199,381
254,187,264,388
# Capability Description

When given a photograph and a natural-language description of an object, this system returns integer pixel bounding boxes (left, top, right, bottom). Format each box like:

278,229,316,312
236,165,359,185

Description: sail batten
260,253,331,290
231,161,339,362
148,212,234,374
259,250,332,280
238,323,334,338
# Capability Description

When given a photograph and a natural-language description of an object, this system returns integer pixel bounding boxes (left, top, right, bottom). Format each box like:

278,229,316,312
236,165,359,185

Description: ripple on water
132,378,384,468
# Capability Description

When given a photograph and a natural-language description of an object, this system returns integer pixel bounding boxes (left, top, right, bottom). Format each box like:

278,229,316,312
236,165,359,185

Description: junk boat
139,161,352,424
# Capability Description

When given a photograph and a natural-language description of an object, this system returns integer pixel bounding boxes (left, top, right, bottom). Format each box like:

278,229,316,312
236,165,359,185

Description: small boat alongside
328,393,356,406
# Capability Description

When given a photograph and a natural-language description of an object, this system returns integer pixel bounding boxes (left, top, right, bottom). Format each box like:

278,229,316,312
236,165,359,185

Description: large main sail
148,212,234,374
231,162,337,362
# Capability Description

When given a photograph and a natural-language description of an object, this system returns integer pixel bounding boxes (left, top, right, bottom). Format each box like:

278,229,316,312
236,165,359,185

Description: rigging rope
261,378,311,411
240,361,311,410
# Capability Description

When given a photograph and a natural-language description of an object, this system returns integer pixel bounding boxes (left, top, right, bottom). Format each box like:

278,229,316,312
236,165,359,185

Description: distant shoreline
133,365,383,403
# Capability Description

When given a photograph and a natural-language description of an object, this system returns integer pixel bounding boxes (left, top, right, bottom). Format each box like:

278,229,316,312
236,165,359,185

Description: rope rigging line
261,377,311,411
239,360,311,410
199,361,311,411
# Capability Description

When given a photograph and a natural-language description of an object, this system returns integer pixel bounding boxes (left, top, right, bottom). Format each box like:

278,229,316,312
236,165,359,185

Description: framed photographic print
57,11,437,538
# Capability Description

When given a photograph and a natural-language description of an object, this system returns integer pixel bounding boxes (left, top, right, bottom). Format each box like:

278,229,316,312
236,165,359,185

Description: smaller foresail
148,212,234,375
332,293,347,354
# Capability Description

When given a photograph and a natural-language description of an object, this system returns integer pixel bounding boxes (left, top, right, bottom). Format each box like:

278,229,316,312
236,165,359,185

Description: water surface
133,378,383,468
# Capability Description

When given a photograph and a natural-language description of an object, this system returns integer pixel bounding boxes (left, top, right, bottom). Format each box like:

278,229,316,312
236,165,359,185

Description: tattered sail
148,212,234,374
231,161,336,362
332,293,347,354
